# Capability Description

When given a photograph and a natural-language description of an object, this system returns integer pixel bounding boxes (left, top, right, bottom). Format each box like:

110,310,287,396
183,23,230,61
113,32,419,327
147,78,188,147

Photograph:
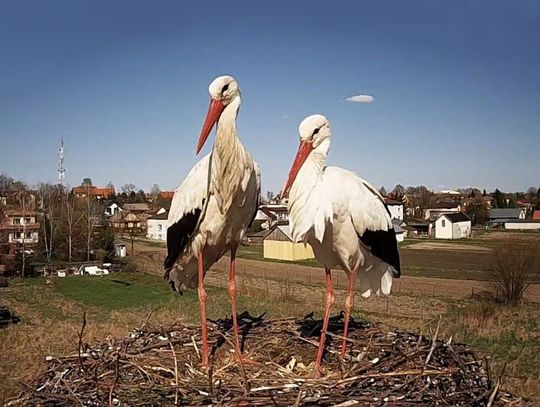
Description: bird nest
7,313,528,406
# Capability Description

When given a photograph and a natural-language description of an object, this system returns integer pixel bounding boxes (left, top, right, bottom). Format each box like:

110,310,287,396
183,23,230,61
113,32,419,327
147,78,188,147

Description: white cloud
345,94,374,103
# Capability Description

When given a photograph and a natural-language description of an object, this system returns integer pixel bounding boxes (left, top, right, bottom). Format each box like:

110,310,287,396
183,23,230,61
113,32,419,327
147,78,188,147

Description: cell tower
58,138,66,187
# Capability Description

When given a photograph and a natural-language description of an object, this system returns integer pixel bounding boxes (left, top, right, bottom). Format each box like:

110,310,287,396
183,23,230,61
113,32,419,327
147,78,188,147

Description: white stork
164,75,260,367
282,114,400,375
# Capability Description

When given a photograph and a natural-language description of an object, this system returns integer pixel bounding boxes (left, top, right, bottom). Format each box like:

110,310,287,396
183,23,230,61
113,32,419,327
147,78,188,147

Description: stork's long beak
196,98,225,155
282,140,313,197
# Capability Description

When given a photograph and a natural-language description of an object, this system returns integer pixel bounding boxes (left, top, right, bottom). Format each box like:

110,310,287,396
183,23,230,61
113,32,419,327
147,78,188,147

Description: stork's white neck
210,95,249,212
288,140,332,243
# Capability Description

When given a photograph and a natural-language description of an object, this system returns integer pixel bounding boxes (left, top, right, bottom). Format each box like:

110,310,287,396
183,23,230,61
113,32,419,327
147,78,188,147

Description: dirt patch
406,241,492,252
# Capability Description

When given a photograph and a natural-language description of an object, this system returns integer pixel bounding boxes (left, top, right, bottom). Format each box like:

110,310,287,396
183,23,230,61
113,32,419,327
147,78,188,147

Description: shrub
488,239,538,306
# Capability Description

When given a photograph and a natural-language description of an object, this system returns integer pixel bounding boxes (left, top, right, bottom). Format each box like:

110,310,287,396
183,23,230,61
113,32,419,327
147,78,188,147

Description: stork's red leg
341,271,357,357
315,267,335,376
197,252,209,367
228,246,243,360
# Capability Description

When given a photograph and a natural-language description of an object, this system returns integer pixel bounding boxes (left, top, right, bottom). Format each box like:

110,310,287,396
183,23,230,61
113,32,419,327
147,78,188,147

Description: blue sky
1,1,539,193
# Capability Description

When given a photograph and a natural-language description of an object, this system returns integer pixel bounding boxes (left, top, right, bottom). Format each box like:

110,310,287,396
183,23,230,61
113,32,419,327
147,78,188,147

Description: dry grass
1,271,540,403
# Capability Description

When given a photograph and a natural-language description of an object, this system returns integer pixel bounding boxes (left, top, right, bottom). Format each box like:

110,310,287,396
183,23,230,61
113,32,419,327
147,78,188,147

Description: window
25,217,32,224
158,224,163,232
441,219,446,227
13,218,21,225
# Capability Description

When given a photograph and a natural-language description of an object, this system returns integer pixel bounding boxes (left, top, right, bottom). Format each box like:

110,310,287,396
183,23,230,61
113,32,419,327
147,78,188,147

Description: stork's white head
196,75,240,155
282,114,332,196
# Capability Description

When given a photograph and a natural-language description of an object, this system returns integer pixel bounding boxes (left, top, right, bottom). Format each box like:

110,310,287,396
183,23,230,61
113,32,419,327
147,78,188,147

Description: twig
424,315,441,367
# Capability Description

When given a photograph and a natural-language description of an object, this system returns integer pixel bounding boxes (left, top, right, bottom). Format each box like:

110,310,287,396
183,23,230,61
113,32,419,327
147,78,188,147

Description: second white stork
282,114,401,376
164,75,260,367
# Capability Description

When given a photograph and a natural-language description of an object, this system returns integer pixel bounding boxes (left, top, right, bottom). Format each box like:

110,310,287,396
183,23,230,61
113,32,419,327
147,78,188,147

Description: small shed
114,241,127,258
263,225,314,261
435,213,471,239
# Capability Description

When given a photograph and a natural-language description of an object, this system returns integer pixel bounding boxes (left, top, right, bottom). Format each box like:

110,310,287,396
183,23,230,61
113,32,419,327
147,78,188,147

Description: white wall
147,219,167,240
435,216,453,239
387,204,403,220
505,222,540,230
452,221,471,238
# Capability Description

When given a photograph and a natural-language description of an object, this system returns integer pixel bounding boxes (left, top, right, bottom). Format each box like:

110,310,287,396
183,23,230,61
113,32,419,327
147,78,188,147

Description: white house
104,202,121,216
435,213,471,239
253,204,289,229
146,212,168,241
384,198,404,221
424,202,461,221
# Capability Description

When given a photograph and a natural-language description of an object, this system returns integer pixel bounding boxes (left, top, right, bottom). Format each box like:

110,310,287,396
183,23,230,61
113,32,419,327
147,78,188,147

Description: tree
493,189,506,208
149,184,161,202
391,184,405,199
38,183,63,263
63,192,83,262
482,189,487,197
121,183,136,195
378,186,387,197
465,200,488,225
83,184,99,261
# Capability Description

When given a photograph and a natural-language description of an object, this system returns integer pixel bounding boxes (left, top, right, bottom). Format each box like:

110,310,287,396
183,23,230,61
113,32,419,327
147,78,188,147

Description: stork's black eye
313,128,320,136
222,84,229,93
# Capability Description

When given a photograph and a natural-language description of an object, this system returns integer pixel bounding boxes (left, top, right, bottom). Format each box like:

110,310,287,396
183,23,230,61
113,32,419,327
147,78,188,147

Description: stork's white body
283,114,400,375
165,96,260,291
288,165,396,298
164,75,260,367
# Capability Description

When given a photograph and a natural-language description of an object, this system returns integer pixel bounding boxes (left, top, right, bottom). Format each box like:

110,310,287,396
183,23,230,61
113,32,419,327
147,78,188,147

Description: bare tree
38,183,63,263
83,184,99,261
64,192,83,262
121,183,137,195
488,239,539,306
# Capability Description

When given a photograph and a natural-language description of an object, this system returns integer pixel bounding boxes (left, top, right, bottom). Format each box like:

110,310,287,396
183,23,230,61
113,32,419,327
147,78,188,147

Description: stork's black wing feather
358,180,401,278
164,207,202,272
358,228,401,277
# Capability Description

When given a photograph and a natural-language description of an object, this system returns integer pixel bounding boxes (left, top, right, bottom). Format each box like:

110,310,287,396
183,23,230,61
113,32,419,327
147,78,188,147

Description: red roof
71,185,115,197
533,211,540,220
160,191,175,199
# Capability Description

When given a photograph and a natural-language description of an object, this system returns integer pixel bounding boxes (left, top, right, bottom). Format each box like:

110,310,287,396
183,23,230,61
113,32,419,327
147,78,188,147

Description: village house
384,198,404,221
487,208,526,226
104,201,122,217
108,210,144,232
424,201,461,221
0,209,40,246
72,178,115,199
263,225,314,261
392,219,407,242
434,212,471,239
253,204,289,229
122,203,151,213
146,211,168,241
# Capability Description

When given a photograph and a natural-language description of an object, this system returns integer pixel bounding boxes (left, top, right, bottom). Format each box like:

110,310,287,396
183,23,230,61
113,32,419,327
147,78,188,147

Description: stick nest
8,312,529,406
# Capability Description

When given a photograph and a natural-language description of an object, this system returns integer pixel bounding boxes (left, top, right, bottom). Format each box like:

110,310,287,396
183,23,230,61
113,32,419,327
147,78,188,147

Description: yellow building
263,225,314,261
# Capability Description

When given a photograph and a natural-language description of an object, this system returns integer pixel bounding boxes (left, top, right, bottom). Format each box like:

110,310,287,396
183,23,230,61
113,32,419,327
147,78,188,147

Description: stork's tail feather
356,263,394,298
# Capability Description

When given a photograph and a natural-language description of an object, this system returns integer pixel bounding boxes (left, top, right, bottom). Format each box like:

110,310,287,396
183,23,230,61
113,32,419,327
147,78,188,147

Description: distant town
1,171,539,276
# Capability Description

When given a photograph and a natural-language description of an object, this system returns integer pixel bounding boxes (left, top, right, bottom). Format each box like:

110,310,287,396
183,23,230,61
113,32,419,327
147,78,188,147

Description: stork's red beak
282,140,313,197
196,98,225,155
